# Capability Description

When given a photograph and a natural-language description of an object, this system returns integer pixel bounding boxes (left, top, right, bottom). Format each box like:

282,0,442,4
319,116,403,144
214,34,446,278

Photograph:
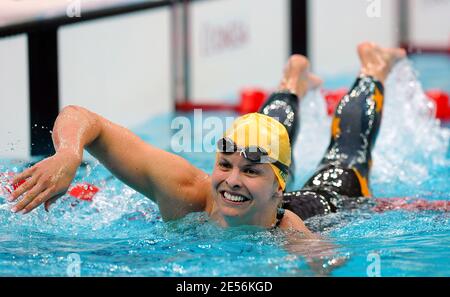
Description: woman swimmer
8,42,408,238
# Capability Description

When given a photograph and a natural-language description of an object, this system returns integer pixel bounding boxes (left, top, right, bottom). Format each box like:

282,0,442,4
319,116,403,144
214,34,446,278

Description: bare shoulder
279,209,317,239
154,163,214,221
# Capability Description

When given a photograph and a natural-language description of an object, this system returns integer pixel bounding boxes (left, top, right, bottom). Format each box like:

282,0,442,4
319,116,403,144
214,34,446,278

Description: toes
286,55,309,73
308,73,323,89
395,48,407,58
289,54,308,65
357,42,375,55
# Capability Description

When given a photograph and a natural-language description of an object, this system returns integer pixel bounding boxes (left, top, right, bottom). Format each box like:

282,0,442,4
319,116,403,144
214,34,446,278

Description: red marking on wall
200,21,250,57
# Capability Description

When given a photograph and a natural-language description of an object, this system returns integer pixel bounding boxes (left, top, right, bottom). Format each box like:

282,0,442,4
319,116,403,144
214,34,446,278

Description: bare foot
357,42,406,83
278,54,323,98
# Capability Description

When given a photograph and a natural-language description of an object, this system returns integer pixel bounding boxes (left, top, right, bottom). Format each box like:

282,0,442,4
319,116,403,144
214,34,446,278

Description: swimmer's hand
283,232,348,276
8,150,81,214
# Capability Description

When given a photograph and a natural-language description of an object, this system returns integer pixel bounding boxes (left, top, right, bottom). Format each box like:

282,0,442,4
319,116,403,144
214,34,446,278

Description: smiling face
210,152,283,227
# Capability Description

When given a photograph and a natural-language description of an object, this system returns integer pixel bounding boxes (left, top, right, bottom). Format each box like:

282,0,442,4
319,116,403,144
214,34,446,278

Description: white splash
372,59,449,187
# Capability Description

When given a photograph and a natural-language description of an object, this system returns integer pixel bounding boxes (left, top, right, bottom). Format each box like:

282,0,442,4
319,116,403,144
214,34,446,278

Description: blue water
0,56,449,276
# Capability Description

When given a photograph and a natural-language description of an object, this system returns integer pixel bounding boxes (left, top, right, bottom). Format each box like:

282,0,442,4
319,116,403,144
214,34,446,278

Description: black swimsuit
259,76,384,221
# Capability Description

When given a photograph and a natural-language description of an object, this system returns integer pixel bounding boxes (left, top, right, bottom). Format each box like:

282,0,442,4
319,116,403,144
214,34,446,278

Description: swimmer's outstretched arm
10,105,211,217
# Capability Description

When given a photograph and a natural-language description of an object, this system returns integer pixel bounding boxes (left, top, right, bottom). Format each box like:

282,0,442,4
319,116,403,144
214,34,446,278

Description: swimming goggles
216,137,289,174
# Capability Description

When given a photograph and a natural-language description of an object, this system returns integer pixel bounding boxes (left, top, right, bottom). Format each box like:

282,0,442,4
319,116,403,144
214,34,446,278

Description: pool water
0,57,449,276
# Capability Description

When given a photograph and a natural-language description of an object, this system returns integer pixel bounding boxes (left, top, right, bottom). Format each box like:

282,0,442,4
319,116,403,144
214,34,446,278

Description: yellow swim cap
221,113,291,190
